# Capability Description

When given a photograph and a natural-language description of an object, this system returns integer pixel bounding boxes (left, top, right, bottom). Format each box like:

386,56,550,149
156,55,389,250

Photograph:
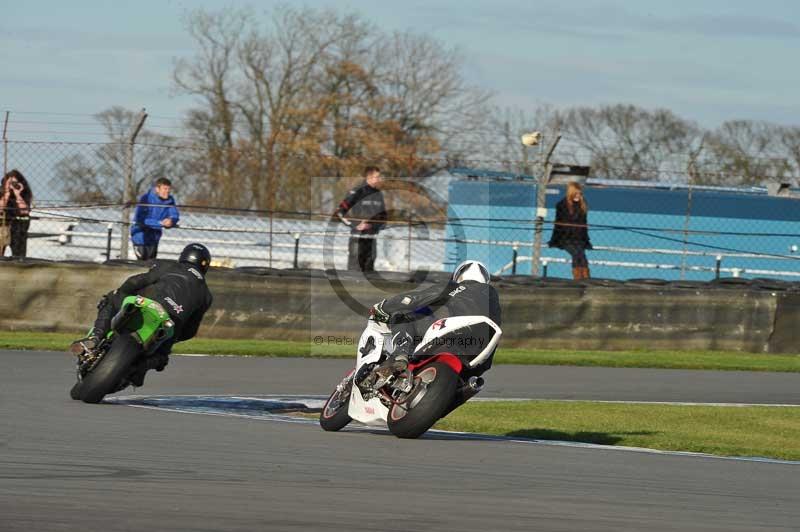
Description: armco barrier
1,260,798,353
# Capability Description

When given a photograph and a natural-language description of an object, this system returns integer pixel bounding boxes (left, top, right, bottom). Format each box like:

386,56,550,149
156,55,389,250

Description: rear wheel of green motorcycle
69,381,83,400
79,334,140,404
319,371,354,432
387,361,458,439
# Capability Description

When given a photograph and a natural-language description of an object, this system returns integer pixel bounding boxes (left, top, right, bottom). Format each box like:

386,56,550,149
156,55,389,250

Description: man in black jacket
334,166,387,271
371,260,501,380
70,243,214,385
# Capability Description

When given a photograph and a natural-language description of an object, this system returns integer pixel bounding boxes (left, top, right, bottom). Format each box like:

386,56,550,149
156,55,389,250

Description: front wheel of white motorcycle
319,370,354,432
387,361,458,439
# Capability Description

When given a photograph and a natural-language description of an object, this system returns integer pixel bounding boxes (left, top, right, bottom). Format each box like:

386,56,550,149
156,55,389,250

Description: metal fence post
120,108,147,260
269,211,274,268
293,233,300,268
531,134,561,277
407,213,413,273
105,223,113,261
511,244,518,275
715,255,722,279
2,111,9,175
682,137,705,280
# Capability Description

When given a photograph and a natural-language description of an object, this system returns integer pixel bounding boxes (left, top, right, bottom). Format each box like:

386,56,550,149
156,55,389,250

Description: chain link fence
445,176,800,281
3,137,799,280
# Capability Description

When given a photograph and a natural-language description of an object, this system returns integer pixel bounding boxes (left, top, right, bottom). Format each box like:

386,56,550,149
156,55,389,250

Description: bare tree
172,5,490,213
366,31,491,176
53,107,180,203
558,104,700,182
699,120,792,186
173,9,250,207
776,125,800,180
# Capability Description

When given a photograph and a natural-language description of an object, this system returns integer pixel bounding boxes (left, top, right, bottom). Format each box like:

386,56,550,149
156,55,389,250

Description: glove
369,299,391,323
96,290,117,310
336,213,352,227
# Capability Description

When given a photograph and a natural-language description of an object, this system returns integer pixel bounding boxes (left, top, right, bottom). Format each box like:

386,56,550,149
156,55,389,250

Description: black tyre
319,370,354,432
387,361,459,439
79,334,141,404
69,380,83,400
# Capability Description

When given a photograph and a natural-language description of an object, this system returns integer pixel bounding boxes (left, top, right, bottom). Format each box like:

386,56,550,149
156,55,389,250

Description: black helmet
179,243,211,274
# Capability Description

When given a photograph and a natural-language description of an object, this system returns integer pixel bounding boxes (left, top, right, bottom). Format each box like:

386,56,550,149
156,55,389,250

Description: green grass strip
1,331,798,372
497,347,800,372
434,400,800,461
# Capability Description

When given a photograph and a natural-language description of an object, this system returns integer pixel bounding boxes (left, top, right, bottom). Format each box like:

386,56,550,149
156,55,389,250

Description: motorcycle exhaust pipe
467,376,484,392
441,376,486,419
460,376,485,402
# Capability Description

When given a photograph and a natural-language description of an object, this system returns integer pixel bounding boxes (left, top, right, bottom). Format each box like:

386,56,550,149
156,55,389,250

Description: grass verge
1,331,798,372
434,400,800,461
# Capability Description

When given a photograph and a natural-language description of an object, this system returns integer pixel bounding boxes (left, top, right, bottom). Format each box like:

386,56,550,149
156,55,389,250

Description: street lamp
520,131,542,147
521,131,561,277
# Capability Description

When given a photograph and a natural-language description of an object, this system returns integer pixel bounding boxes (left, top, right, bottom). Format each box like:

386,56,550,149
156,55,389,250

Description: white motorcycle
319,314,502,439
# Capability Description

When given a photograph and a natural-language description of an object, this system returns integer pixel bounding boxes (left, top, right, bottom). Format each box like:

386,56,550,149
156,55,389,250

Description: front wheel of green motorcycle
79,334,141,404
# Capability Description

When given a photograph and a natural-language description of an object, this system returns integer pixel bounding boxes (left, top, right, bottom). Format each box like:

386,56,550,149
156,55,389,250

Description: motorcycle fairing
348,319,392,425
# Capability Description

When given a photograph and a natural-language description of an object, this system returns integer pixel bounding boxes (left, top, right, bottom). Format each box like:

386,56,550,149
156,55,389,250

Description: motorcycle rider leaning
371,260,501,382
70,243,214,386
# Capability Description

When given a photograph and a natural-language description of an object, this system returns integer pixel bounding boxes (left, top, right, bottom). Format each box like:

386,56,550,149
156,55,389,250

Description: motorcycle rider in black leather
371,260,501,381
70,243,214,386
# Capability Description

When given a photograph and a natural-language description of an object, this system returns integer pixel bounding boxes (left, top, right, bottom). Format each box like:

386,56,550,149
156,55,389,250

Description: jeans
10,219,30,257
134,244,158,261
562,244,588,268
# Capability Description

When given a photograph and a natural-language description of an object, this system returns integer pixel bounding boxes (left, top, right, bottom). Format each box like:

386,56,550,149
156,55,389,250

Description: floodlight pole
120,108,148,260
2,111,9,175
531,134,561,277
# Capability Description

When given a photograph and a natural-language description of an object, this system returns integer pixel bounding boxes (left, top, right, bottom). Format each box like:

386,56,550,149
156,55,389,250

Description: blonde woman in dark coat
548,181,592,280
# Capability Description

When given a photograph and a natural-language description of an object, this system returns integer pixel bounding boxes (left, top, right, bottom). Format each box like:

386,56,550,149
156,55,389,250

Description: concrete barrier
1,261,796,353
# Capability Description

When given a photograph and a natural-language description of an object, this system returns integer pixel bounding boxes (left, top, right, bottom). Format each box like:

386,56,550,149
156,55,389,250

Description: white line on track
476,398,800,407
106,394,800,467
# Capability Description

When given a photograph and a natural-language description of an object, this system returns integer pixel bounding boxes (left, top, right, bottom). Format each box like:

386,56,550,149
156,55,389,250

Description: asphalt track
2,350,799,531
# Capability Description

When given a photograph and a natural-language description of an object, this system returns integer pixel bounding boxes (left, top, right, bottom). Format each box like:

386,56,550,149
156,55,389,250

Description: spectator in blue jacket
131,177,179,261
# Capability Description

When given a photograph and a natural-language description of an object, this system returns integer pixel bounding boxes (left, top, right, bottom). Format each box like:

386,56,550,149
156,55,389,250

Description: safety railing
496,244,800,279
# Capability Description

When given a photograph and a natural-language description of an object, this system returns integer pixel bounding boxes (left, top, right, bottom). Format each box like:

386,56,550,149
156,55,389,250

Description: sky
2,0,799,141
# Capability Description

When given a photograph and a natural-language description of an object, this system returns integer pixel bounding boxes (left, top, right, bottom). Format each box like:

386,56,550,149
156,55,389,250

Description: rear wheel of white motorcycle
79,334,140,404
387,361,458,439
319,370,354,432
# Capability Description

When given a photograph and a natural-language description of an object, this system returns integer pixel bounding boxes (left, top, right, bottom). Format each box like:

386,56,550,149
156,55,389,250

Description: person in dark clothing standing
0,169,33,258
548,181,592,280
70,243,213,386
334,166,387,271
131,177,179,261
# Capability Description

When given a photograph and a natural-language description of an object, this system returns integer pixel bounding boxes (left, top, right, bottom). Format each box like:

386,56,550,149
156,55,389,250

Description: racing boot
69,332,101,357
129,353,169,387
372,353,409,388
372,336,414,388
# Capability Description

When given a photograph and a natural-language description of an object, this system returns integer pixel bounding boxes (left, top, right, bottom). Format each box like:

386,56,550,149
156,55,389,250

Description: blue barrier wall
446,180,800,280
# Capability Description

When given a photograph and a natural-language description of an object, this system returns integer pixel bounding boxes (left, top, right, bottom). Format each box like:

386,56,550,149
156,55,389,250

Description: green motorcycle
70,295,175,404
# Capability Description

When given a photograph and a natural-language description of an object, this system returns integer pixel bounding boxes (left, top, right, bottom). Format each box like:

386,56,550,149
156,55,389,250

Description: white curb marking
105,394,800,467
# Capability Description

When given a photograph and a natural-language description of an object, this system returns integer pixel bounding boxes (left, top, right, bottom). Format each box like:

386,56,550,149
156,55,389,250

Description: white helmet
452,260,491,284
